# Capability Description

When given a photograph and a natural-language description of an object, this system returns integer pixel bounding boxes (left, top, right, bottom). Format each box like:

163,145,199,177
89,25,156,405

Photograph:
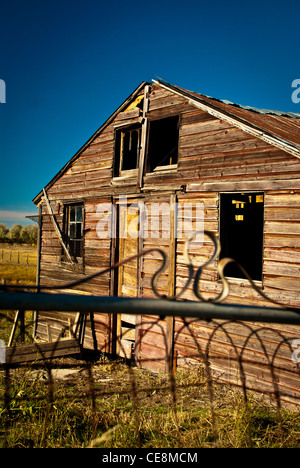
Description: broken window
114,125,141,176
62,203,84,260
219,192,264,281
146,116,179,173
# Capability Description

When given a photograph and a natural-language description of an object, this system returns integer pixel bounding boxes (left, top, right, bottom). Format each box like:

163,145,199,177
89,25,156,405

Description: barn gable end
32,80,300,402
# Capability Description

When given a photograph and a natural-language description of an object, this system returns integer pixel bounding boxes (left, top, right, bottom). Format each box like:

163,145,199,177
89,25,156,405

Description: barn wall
35,83,300,401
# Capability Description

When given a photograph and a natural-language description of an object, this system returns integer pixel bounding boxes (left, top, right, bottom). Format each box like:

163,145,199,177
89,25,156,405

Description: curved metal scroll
0,230,290,309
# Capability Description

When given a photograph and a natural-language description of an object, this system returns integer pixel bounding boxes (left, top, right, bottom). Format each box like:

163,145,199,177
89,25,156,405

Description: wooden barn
32,79,300,403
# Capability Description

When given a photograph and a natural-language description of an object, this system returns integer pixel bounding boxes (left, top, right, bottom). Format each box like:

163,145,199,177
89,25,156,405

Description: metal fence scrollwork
0,231,300,448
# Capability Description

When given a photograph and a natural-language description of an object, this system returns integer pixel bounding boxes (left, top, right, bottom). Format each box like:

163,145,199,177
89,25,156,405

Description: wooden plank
6,339,80,364
187,179,300,192
138,85,150,187
265,192,300,207
43,188,75,265
8,310,25,347
166,193,176,371
121,326,136,341
121,314,136,325
118,339,133,359
264,221,300,235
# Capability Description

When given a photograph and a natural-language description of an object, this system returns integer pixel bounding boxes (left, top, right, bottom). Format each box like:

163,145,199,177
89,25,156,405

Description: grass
0,243,37,345
0,243,300,448
0,242,37,285
1,360,300,448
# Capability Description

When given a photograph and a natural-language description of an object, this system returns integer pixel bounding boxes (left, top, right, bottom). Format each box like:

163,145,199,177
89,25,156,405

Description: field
0,243,37,285
0,243,300,448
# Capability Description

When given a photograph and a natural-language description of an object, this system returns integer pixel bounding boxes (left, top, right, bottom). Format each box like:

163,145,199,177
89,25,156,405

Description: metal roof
155,80,300,149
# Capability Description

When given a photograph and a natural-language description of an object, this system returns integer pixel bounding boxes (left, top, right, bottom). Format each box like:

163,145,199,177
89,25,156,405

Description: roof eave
153,79,300,160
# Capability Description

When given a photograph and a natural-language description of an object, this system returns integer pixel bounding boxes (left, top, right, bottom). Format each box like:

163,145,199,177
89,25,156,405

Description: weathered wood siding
35,82,300,402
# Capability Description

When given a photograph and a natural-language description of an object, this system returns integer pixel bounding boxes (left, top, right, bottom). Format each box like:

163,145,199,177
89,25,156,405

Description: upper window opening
219,192,264,281
146,116,179,173
62,203,84,261
115,126,141,176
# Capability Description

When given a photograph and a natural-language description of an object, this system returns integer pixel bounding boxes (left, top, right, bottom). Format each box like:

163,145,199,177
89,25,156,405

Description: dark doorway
219,192,264,281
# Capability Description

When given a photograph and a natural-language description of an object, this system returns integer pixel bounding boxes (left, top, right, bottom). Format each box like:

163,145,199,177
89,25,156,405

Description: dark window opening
114,126,141,176
219,192,264,281
62,203,84,261
146,116,179,173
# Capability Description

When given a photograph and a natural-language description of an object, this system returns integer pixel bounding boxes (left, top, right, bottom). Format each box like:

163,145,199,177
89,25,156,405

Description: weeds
1,359,299,448
0,243,300,448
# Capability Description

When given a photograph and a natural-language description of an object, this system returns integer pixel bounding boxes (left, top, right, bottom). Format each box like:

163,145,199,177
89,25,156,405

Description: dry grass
0,242,37,285
0,242,299,448
0,243,37,344
1,358,300,448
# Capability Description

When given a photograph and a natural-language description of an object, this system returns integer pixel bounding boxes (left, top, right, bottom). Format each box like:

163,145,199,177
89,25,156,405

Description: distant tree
20,224,38,245
0,223,9,242
8,224,22,243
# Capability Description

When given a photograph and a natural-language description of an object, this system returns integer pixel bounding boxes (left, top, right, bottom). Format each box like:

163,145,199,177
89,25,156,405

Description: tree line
0,223,38,245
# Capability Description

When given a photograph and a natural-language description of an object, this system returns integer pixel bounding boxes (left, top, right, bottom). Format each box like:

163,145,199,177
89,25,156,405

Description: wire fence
1,232,300,448
1,296,300,448
0,248,37,265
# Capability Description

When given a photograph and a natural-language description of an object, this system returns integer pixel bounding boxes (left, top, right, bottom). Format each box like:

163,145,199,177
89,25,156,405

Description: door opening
116,202,141,359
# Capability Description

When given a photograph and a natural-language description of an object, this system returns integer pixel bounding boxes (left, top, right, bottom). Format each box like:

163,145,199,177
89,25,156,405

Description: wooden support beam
166,193,177,373
8,310,25,347
138,85,150,188
43,188,75,265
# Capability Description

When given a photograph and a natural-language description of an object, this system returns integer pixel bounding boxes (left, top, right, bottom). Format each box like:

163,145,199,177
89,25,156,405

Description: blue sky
1,0,300,227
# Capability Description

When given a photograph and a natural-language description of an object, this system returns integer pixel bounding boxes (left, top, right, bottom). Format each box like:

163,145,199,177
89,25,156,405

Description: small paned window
115,126,141,176
63,204,84,260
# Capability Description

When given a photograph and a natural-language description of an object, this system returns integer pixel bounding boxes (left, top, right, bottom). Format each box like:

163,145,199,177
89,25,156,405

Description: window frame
145,115,180,174
62,202,84,264
114,124,142,178
219,191,265,283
